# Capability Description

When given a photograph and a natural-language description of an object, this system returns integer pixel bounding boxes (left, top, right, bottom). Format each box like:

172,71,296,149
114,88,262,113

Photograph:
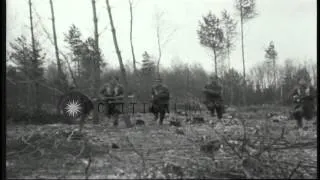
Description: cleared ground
6,106,317,179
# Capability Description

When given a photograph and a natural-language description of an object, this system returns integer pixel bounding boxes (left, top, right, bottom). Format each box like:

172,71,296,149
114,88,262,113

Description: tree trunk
77,60,80,78
61,52,78,87
28,0,40,111
128,0,140,99
240,4,246,81
156,23,161,78
106,0,132,128
129,0,137,73
49,0,66,91
230,86,234,105
91,0,101,124
240,7,246,105
227,45,231,70
213,48,218,77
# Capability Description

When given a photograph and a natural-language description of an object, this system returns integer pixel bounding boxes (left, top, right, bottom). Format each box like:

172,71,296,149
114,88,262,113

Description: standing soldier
289,76,316,130
203,75,224,121
150,78,170,125
100,76,124,127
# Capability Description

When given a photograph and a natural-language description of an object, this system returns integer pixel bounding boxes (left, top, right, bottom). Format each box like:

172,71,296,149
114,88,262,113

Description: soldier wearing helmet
100,75,124,127
150,77,170,125
289,75,316,129
203,75,224,121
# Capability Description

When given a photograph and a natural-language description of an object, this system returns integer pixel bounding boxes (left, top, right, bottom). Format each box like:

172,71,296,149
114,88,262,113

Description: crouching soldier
150,78,170,125
203,76,224,121
100,76,124,127
57,85,94,132
289,76,316,129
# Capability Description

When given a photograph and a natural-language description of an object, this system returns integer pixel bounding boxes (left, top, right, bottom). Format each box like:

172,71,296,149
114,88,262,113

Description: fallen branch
271,141,317,150
288,161,302,179
254,126,285,158
126,136,146,178
20,134,44,157
85,152,92,180
212,128,242,159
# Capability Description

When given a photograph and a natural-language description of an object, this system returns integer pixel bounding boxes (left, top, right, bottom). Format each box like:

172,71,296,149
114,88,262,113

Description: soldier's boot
293,109,303,129
154,113,159,121
210,109,215,117
113,115,119,127
216,106,223,122
159,111,166,125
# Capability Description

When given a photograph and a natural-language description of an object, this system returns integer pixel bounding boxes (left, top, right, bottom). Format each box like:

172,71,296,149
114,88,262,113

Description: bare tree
235,0,258,105
128,0,137,73
235,0,258,81
28,0,40,111
220,10,238,70
106,0,133,127
49,0,67,91
154,9,177,78
91,0,102,124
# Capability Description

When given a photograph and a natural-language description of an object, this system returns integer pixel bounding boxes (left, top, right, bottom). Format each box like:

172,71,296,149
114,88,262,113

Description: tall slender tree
235,0,258,105
235,0,258,81
128,0,137,73
197,11,225,77
91,0,102,124
106,0,132,127
220,10,238,70
264,41,278,88
49,0,67,91
28,0,41,111
64,24,83,78
153,9,177,78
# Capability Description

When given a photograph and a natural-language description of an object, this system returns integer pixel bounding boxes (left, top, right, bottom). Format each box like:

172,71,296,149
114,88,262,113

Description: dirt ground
6,106,317,179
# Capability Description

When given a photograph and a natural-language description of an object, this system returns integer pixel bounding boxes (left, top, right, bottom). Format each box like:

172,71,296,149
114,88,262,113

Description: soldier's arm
203,88,220,96
310,86,316,98
114,85,124,98
288,86,298,99
99,86,106,96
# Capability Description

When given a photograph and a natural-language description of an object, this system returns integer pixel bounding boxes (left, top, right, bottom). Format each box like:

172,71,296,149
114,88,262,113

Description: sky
6,0,317,74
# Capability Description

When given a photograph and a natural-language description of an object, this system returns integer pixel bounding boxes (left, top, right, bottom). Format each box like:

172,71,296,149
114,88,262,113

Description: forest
6,0,317,179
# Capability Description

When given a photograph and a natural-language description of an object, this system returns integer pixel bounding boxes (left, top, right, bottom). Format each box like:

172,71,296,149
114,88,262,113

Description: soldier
203,75,224,121
100,76,124,127
58,85,94,132
150,78,170,125
289,76,316,129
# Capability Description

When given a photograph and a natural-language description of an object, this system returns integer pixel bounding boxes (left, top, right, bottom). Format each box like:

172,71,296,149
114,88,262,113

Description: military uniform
100,78,124,126
150,79,170,125
203,77,224,120
290,80,316,128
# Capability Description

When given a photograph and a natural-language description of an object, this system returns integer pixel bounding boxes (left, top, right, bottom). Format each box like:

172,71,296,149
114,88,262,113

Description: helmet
209,75,219,82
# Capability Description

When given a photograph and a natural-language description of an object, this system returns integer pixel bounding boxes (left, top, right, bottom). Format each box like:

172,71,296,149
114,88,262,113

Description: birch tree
106,0,133,127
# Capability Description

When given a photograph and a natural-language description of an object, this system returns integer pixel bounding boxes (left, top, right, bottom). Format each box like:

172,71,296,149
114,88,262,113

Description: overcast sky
6,0,317,73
